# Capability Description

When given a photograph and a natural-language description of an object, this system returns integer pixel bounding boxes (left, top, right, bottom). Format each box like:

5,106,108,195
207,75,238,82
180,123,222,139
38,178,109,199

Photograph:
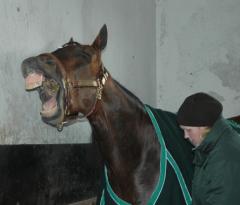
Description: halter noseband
42,53,109,131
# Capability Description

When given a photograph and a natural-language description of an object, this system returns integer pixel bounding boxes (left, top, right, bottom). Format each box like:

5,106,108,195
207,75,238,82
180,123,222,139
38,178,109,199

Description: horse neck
88,78,160,202
88,79,149,162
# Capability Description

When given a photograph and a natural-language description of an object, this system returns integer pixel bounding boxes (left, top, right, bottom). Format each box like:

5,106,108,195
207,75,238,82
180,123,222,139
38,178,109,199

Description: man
177,92,240,205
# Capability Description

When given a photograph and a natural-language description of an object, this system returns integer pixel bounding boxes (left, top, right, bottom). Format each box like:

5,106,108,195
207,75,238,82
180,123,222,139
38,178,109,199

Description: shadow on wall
0,144,102,205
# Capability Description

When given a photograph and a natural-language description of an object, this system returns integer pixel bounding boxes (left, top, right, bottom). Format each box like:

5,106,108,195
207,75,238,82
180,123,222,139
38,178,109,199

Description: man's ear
91,24,108,51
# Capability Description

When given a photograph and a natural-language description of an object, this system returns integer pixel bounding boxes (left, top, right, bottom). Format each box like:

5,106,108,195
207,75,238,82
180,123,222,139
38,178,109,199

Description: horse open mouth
25,72,60,118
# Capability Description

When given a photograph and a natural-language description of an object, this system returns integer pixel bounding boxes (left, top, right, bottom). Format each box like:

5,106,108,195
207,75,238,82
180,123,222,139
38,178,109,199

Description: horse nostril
46,59,55,66
38,55,56,68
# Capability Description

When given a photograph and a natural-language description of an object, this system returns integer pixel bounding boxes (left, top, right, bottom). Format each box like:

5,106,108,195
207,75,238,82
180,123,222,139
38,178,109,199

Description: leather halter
42,53,109,131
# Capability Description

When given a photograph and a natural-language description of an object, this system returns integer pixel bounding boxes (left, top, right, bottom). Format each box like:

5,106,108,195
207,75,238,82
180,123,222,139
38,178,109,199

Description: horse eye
46,59,55,66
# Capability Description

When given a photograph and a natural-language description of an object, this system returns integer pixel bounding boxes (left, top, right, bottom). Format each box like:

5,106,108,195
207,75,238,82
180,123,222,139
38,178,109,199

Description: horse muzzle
21,56,66,127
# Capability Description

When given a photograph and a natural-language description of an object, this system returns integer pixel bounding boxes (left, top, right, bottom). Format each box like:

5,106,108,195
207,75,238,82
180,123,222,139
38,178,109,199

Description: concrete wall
2,0,240,144
156,0,240,118
81,0,156,106
0,0,156,144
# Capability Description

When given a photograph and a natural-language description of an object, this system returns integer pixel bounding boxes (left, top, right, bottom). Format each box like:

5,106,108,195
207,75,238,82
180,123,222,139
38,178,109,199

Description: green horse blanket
99,105,194,205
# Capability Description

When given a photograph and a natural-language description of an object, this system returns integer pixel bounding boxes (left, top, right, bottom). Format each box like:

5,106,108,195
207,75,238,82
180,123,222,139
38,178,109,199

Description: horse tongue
25,73,44,90
40,96,58,117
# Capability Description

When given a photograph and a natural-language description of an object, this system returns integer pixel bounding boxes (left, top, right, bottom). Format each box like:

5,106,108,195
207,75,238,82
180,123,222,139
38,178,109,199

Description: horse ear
92,24,107,51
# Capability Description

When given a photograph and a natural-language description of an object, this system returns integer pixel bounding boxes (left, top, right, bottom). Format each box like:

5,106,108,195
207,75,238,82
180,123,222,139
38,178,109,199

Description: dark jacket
192,117,240,205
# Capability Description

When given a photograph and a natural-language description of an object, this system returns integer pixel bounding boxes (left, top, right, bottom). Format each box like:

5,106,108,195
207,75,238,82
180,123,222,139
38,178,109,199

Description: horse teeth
35,82,42,87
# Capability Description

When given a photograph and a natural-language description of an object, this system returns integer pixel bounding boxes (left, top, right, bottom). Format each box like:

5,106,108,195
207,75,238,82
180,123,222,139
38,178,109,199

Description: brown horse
21,25,195,205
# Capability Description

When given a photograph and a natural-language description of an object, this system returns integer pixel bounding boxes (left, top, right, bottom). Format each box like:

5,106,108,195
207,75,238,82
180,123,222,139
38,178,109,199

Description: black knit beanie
177,92,223,126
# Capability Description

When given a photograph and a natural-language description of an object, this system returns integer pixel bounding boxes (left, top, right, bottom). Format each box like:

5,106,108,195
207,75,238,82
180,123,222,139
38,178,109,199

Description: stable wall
156,0,240,117
1,0,240,144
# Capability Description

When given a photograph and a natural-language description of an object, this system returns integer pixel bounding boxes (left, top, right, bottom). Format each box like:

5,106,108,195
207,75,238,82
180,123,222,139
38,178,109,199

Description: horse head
22,25,109,131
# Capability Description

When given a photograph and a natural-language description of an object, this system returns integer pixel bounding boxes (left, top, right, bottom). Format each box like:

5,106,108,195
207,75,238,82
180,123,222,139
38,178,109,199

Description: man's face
180,126,208,147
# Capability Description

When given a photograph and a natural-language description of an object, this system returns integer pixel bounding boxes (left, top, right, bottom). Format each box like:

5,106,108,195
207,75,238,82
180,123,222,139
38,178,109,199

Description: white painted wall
0,0,156,144
81,0,156,107
156,0,240,118
2,0,240,144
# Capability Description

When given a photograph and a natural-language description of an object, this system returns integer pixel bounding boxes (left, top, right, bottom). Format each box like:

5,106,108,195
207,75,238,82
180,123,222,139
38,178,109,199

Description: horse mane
113,79,145,109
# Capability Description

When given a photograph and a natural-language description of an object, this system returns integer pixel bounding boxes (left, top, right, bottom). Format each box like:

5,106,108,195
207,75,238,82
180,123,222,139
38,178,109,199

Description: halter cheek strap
41,53,109,131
